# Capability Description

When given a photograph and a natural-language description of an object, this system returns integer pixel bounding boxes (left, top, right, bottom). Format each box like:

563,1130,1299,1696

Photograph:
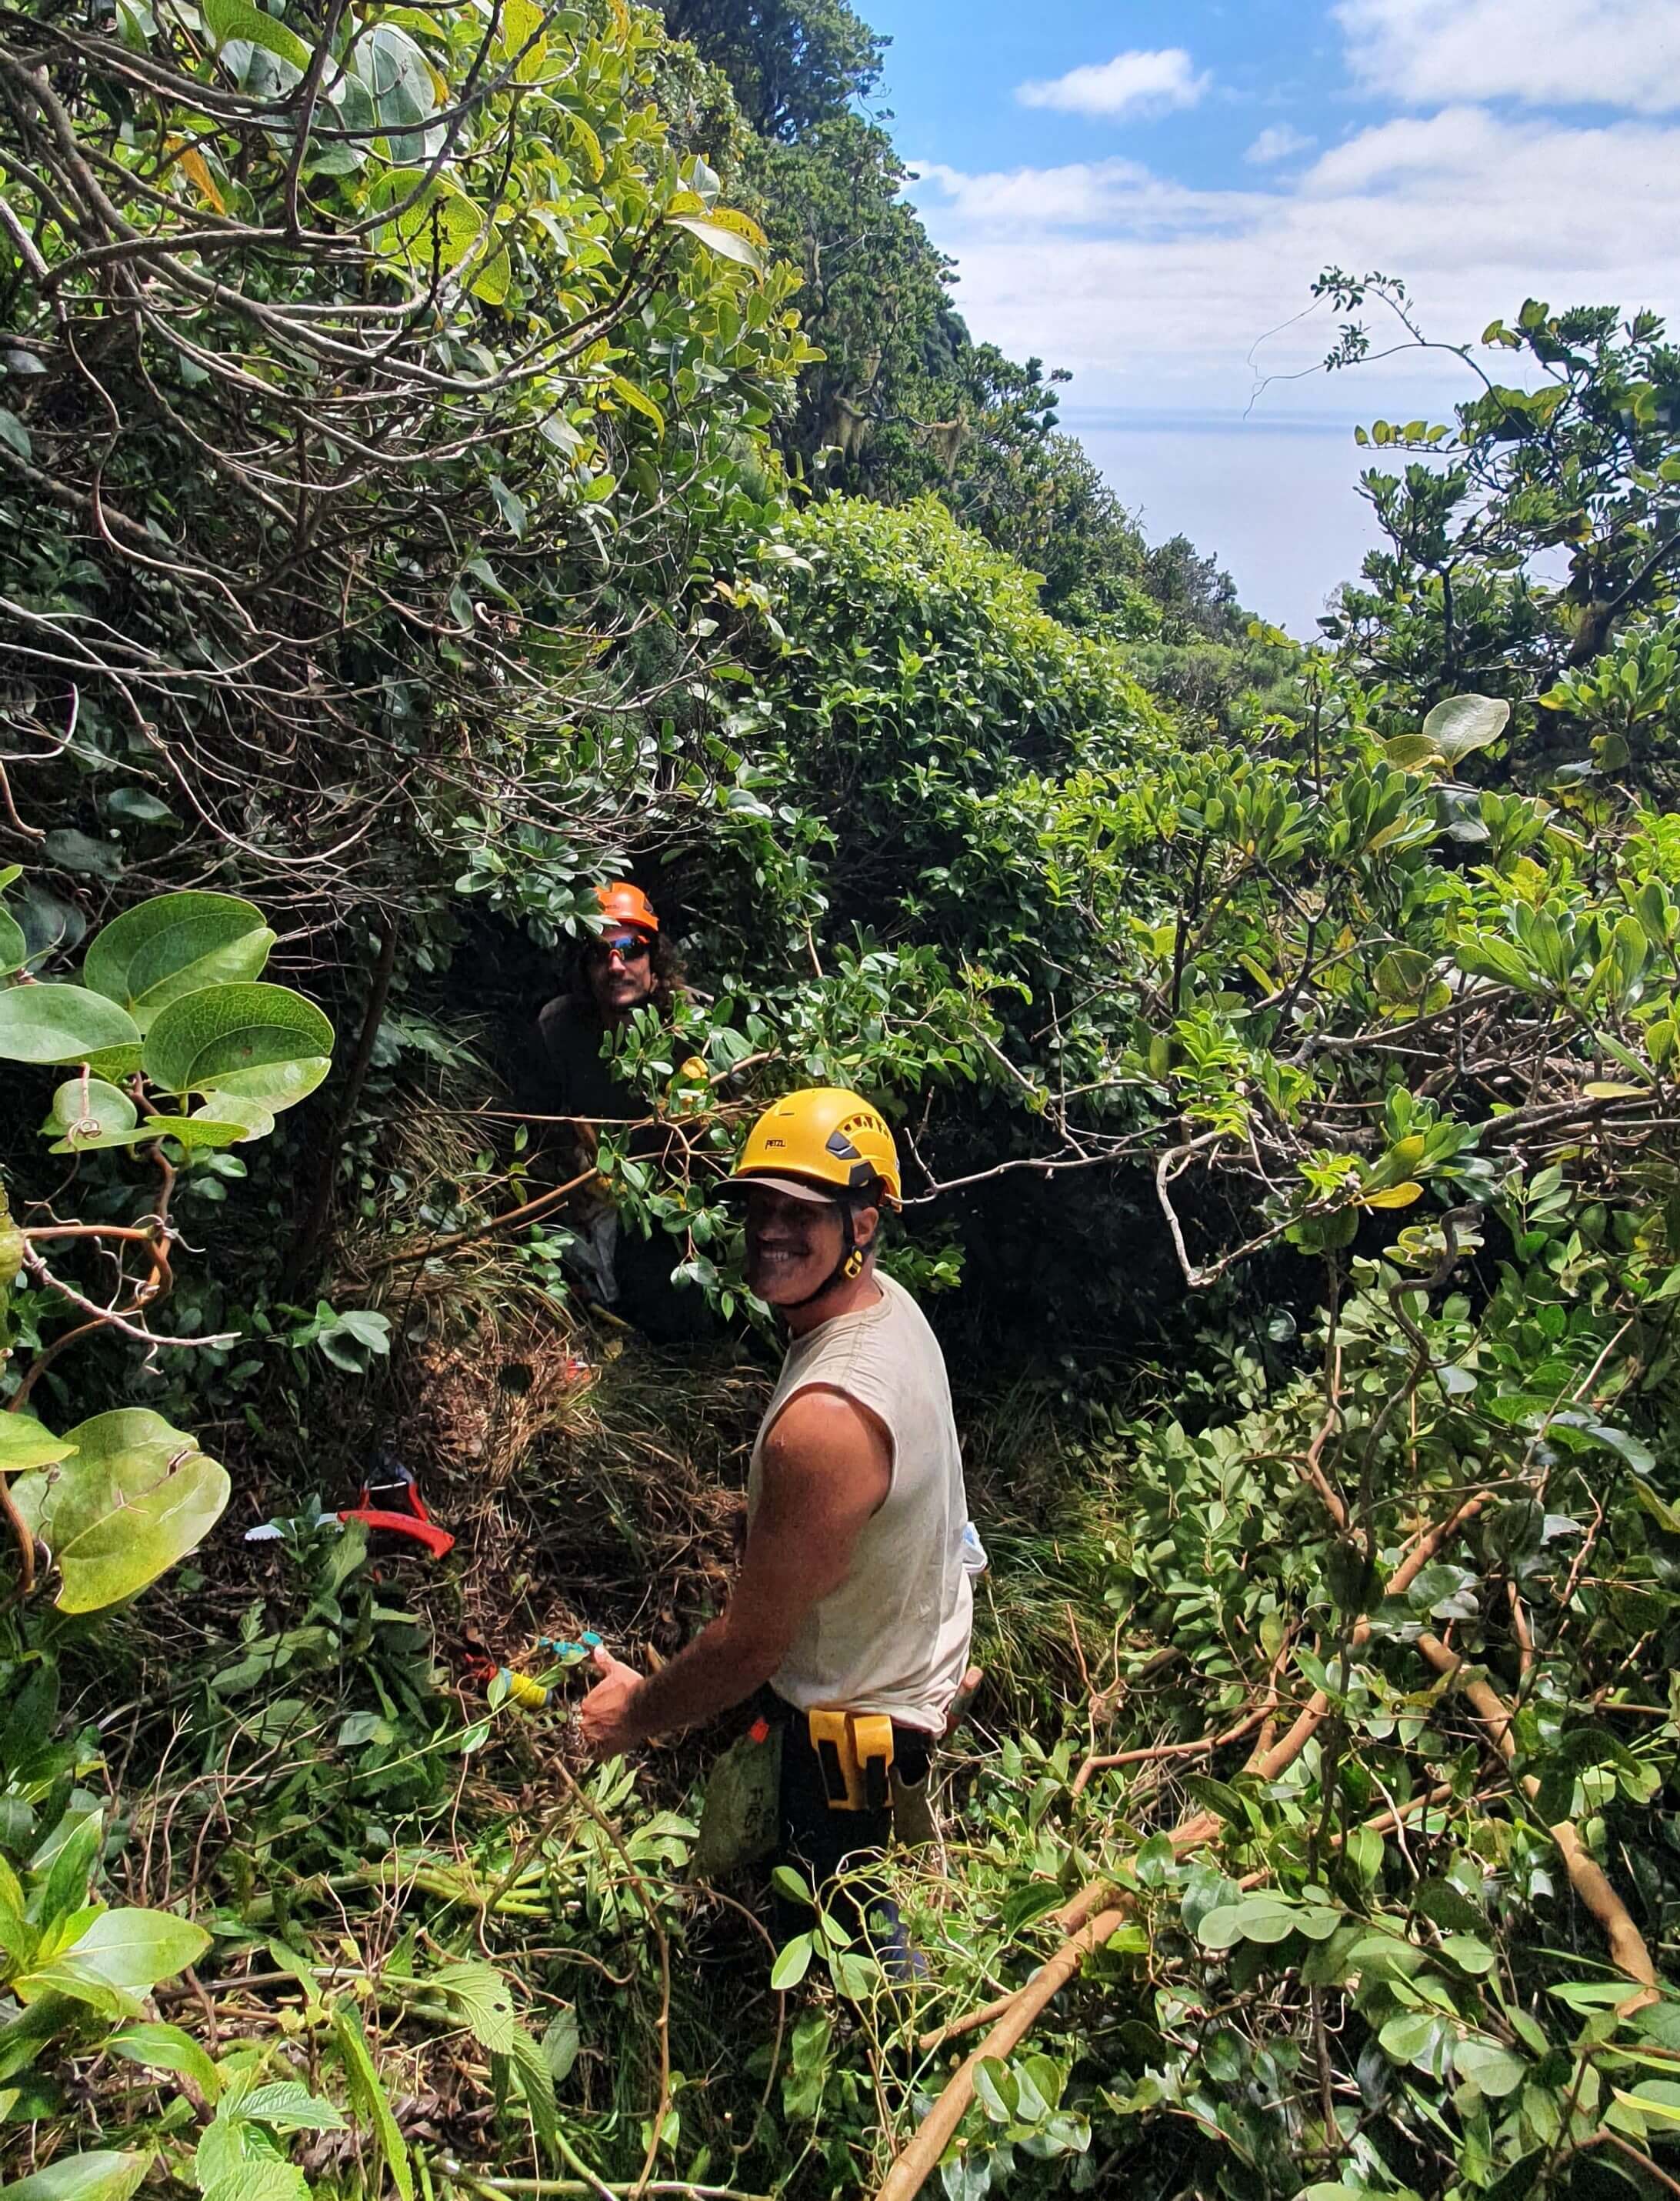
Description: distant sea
1061,407,1387,642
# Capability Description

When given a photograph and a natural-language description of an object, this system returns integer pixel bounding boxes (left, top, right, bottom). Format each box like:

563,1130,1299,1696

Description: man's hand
578,1644,645,1758
572,1392,889,1754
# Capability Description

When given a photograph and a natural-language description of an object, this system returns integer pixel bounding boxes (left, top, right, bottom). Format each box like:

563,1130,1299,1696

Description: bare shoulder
762,1386,892,1507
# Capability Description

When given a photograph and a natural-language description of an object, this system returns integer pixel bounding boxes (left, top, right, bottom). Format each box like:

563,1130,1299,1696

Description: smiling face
742,1183,878,1309
585,929,656,1019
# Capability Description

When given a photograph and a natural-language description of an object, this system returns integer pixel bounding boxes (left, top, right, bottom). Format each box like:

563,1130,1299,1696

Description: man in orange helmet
530,882,698,1337
581,1088,975,1968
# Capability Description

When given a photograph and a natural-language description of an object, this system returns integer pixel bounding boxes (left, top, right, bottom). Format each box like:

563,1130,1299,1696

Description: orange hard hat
595,881,658,935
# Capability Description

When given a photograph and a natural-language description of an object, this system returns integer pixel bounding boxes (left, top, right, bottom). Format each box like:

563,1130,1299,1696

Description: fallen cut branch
881,1906,1134,2201
876,1494,1496,2199
1413,1630,1657,1992
918,1782,1465,2060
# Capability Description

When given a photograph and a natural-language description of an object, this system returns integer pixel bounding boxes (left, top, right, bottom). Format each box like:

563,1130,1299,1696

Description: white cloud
1016,48,1208,120
909,157,1247,235
1336,0,1680,114
1246,125,1315,165
906,108,1680,419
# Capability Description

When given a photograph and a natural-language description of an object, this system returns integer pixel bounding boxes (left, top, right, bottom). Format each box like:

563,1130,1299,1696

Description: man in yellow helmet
580,1088,975,1958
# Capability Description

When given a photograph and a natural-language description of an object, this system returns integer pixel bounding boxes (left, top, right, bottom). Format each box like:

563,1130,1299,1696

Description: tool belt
807,1708,895,1812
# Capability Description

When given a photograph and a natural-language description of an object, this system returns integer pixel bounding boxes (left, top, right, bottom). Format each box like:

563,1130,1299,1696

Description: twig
448,2173,772,2201
364,1169,598,1270
1069,1702,1268,1800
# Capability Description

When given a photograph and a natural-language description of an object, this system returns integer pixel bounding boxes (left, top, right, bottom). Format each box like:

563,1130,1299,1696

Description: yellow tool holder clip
808,1709,895,1812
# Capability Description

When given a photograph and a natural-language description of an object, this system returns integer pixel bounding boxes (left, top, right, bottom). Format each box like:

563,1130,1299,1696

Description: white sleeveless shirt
746,1272,974,1734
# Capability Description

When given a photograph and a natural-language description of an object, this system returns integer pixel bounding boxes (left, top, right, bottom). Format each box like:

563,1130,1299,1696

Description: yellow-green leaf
496,0,547,82
1382,734,1442,772
607,373,666,436
666,212,764,275
1364,1181,1425,1209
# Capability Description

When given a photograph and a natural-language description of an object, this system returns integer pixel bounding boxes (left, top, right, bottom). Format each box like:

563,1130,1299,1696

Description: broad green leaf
199,2166,307,2201
48,1076,137,1141
367,170,502,297
433,1961,518,2054
665,212,765,274
505,2027,558,2159
106,2021,222,2101
1363,1180,1424,1209
0,985,142,1065
12,1409,230,1612
48,1113,251,1156
697,202,766,248
201,0,310,71
1423,693,1511,765
353,21,437,144
0,905,24,976
1455,935,1533,989
828,1950,875,1999
236,2080,347,2132
1378,2009,1452,2073
540,2006,579,2083
44,829,122,882
195,1092,277,1142
142,983,332,1112
0,1416,74,1475
16,1906,209,2013
1613,2084,1680,2128
31,1793,102,1886
496,0,547,81
82,892,275,1029
1382,733,1442,771
465,237,511,307
1197,1896,1301,1949
0,2154,152,2201
973,2056,1015,2124
1375,948,1435,1000
82,1044,145,1082
192,2126,305,2201
1438,1933,1496,1975
104,789,178,828
1454,2037,1526,2097
770,1932,812,1989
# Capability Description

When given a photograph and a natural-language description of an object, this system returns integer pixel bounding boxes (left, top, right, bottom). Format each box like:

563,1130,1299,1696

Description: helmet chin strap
781,1199,868,1313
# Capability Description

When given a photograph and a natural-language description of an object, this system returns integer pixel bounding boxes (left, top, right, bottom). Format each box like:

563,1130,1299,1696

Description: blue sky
861,1,1680,635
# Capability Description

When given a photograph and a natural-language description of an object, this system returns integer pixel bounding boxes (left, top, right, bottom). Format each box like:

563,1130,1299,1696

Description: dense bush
6,2,1680,2199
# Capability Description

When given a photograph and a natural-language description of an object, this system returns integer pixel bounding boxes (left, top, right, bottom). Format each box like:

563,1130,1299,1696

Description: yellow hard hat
728,1087,902,1209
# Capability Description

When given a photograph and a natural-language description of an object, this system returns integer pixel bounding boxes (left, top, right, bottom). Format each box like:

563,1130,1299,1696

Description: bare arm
578,1387,891,1752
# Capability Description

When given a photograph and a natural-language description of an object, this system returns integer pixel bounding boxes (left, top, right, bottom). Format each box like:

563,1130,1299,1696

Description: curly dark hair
568,927,686,1019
